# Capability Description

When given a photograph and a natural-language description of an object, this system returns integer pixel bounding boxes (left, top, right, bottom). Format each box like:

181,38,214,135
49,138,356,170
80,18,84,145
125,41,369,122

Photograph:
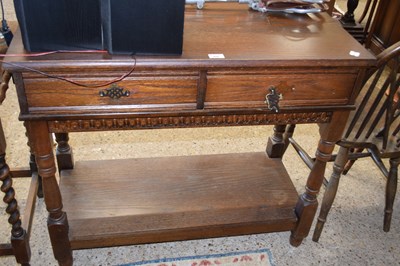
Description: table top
4,3,375,72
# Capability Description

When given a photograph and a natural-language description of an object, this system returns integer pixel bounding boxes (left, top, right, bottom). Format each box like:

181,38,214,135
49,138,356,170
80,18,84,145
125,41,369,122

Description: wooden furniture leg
312,146,349,242
0,119,31,265
1,68,38,265
340,0,359,24
342,147,363,175
283,124,296,154
26,121,72,266
326,0,336,16
266,124,287,158
54,133,74,171
290,111,349,246
0,70,11,103
384,157,399,232
28,153,43,198
23,127,43,199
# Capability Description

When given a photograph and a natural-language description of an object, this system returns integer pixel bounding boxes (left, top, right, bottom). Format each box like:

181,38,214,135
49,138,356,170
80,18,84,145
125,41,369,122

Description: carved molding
48,112,332,132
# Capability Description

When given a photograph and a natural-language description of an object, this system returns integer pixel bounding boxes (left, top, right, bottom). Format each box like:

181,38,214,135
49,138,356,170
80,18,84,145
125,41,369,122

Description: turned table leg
290,111,349,246
290,138,336,246
26,121,72,266
54,133,74,171
267,124,296,158
266,124,287,158
23,126,44,199
340,0,359,25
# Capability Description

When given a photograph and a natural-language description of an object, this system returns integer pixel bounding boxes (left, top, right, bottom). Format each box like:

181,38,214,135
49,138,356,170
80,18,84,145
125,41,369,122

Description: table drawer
23,76,198,109
205,72,357,109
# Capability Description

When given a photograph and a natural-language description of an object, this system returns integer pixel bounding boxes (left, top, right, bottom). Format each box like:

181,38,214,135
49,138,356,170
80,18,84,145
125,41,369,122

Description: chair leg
313,146,349,242
342,147,364,175
383,157,399,232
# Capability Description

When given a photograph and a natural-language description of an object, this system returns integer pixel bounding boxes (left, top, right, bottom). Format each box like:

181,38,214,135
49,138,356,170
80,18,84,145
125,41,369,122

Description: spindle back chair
290,40,400,241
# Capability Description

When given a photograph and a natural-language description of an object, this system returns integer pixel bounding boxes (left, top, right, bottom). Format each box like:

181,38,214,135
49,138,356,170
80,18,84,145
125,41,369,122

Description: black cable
0,0,4,22
0,0,13,46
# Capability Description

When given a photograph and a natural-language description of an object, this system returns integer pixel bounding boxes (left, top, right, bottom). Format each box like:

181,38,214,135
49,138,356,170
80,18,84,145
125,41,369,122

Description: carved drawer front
23,75,198,111
205,71,357,109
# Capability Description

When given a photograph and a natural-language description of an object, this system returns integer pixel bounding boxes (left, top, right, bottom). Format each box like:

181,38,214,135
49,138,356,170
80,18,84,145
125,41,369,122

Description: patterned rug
118,249,274,266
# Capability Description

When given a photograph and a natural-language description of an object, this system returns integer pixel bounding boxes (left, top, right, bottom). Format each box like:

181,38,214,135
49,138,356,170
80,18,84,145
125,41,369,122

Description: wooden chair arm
376,40,400,68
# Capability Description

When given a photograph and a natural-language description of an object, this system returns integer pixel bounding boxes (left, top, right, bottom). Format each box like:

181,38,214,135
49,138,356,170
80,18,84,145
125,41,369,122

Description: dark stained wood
60,152,298,249
290,110,350,246
9,168,32,177
339,0,359,24
0,120,27,263
25,121,72,266
0,244,13,256
385,158,400,231
266,125,287,158
0,70,11,104
312,145,349,242
290,41,400,242
205,70,357,109
1,22,35,262
4,4,374,72
196,70,207,109
316,41,400,237
23,73,198,109
0,121,32,265
367,0,400,54
345,0,379,45
2,3,376,265
21,173,39,238
54,133,74,171
20,69,359,114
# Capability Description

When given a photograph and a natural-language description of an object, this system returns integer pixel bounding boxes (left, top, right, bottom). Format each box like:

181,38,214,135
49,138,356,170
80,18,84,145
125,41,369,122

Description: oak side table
3,4,375,265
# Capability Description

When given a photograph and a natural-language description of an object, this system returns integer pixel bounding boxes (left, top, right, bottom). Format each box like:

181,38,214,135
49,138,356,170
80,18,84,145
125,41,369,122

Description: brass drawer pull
265,86,283,113
99,84,130,99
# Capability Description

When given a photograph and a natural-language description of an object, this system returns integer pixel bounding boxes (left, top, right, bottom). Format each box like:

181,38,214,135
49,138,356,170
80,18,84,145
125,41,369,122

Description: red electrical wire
1,50,138,88
0,49,108,57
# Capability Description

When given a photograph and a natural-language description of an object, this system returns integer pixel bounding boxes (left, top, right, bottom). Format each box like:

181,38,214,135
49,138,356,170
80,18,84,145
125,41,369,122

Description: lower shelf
59,152,299,250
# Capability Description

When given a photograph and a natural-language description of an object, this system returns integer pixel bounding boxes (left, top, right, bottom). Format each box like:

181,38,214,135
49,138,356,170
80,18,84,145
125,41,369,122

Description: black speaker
14,0,103,51
14,0,185,55
101,0,185,55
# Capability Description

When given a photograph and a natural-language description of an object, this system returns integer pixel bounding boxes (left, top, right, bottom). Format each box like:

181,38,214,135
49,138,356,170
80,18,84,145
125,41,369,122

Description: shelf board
59,152,299,250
